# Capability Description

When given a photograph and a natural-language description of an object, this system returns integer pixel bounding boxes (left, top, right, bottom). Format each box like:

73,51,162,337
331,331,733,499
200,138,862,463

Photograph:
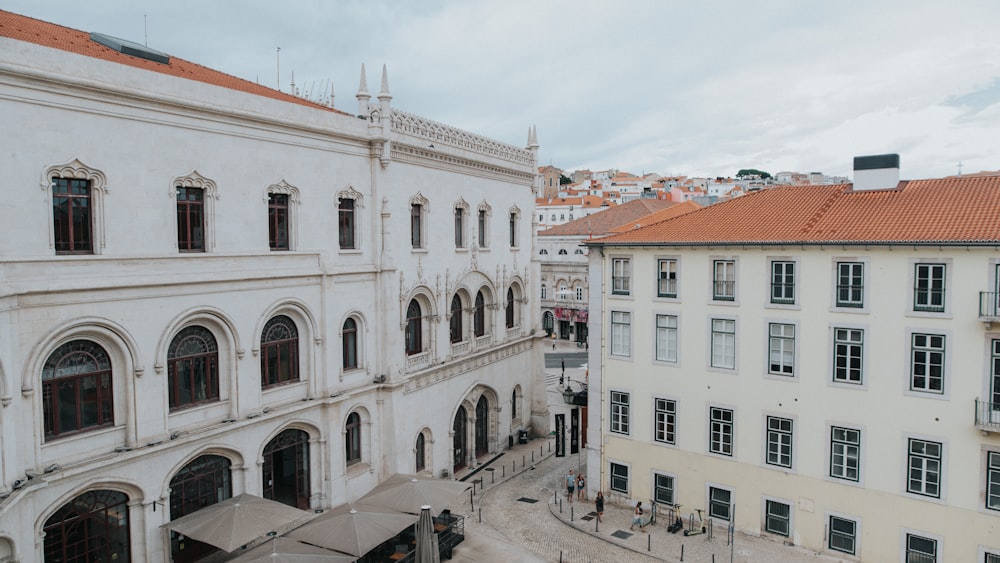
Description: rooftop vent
90,32,170,64
852,154,900,191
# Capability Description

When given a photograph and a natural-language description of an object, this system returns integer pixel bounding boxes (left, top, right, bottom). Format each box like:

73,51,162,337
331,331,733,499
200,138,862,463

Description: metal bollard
478,507,482,523
502,465,505,478
531,451,535,462
648,534,651,551
522,455,525,467
554,490,557,504
595,516,599,533
491,471,495,484
469,489,474,511
540,444,543,456
571,506,574,521
680,544,684,562
559,499,562,513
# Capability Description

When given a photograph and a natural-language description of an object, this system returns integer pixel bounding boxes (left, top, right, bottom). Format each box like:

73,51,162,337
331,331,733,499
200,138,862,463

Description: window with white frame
655,315,678,362
905,533,937,562
768,323,795,376
713,260,735,301
509,209,519,248
611,311,631,357
610,462,629,493
658,259,678,298
711,319,736,369
988,451,1000,511
612,258,631,295
478,206,489,248
770,261,795,304
985,551,1000,563
911,333,944,393
833,328,863,384
914,263,946,312
653,473,674,505
410,202,424,249
830,426,860,481
765,500,790,537
709,407,733,456
541,284,547,300
575,286,583,301
907,439,942,498
708,486,731,520
454,206,466,248
559,284,568,301
828,515,857,555
654,398,676,444
610,391,630,435
766,416,793,468
836,262,864,308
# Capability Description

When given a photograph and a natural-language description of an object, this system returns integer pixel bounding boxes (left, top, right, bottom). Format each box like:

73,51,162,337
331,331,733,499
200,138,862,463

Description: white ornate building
0,10,545,562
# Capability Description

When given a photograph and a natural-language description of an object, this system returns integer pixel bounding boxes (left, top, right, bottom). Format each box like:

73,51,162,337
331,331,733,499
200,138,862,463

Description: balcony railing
980,292,1000,322
975,399,1000,432
713,280,735,301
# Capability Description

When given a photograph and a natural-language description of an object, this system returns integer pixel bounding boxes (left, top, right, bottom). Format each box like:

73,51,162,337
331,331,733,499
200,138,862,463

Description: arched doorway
453,406,468,472
169,455,232,563
44,489,130,562
543,311,554,336
475,396,489,458
263,429,310,509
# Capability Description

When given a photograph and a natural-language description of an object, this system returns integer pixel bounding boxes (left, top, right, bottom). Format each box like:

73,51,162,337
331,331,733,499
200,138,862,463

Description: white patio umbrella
359,473,471,515
163,494,312,553
284,502,417,557
414,505,440,563
226,537,358,563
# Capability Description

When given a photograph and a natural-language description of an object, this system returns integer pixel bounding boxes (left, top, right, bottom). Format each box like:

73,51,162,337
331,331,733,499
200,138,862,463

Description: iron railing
980,292,1000,321
975,399,1000,430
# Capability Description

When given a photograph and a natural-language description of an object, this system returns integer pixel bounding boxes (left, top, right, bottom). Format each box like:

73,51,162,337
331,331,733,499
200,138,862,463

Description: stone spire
356,63,370,116
377,64,393,114
527,125,539,163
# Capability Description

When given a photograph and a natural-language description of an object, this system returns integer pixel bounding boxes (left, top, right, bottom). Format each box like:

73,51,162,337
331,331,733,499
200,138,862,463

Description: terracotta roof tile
0,9,349,115
608,201,702,233
540,199,680,237
593,177,1000,245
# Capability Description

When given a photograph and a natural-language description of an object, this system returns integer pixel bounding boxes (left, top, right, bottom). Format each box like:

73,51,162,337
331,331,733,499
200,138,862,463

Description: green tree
736,169,772,180
559,174,572,185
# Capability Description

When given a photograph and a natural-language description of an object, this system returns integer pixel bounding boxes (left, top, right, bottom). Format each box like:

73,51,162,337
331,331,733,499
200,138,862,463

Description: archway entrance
169,455,232,563
475,396,489,458
453,406,468,472
263,429,310,509
44,490,131,562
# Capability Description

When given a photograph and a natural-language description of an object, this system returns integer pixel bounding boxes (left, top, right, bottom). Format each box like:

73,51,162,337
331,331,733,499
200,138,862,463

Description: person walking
630,500,645,532
565,469,575,503
595,491,604,523
576,473,586,501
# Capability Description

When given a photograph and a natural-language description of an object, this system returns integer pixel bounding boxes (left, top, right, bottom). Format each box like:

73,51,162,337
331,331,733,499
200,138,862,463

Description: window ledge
346,462,372,479
338,249,363,255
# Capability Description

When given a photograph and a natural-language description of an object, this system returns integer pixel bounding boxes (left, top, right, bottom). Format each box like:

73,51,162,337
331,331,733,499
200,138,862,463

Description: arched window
342,318,358,370
405,300,422,355
450,295,463,343
505,288,515,328
474,291,486,337
169,455,232,562
541,284,547,300
346,412,361,466
415,433,426,473
168,326,219,410
263,429,310,509
558,249,568,255
539,249,548,255
511,389,518,420
42,340,113,439
44,489,131,562
559,284,568,301
576,286,584,301
260,315,298,388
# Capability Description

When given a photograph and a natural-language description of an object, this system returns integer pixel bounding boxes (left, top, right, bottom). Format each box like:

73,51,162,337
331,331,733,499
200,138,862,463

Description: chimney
852,154,900,191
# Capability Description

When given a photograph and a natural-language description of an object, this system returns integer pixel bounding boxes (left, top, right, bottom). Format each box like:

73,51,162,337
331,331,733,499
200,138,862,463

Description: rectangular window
654,398,676,444
540,285,547,300
176,186,205,252
509,212,517,247
766,416,793,468
830,427,861,481
768,323,795,376
833,328,863,384
911,334,945,393
986,552,1000,563
454,208,465,248
576,287,583,301
836,262,864,308
410,204,423,249
905,533,937,562
713,260,735,301
988,452,1000,511
914,264,946,312
907,439,942,498
655,315,678,362
711,319,736,369
765,500,790,537
771,261,795,304
610,462,629,493
52,178,93,254
709,407,733,456
478,209,487,247
268,193,289,251
708,486,731,521
610,391,630,435
658,259,678,298
828,516,856,555
653,473,674,505
611,311,631,357
612,258,631,295
338,198,356,249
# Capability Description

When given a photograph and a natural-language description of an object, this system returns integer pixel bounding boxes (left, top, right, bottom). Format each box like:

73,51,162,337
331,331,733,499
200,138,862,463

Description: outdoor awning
226,537,358,563
162,494,313,553
359,473,471,515
284,502,418,557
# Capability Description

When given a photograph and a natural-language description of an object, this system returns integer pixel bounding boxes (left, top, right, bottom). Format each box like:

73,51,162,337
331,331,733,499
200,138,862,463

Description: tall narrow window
771,261,794,304
168,326,219,410
654,398,676,444
766,416,793,468
52,178,93,254
610,391,630,434
176,186,205,252
655,315,678,363
833,328,864,384
830,426,861,481
610,311,631,357
657,259,678,298
914,264,946,312
342,318,358,369
405,300,423,355
268,193,289,250
338,198,356,249
506,288,515,328
911,333,945,393
907,439,942,498
768,323,795,376
709,407,734,456
454,207,465,248
42,340,113,439
346,412,361,465
170,455,231,562
450,295,464,343
415,433,426,473
836,262,864,307
711,319,736,369
612,258,631,295
474,291,486,337
260,315,299,388
987,451,1000,511
713,260,735,301
478,208,488,247
410,203,423,249
509,211,517,247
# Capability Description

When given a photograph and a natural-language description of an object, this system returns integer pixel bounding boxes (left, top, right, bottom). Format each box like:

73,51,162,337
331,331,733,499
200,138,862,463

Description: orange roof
608,201,702,233
0,9,347,114
540,199,680,237
592,177,1000,246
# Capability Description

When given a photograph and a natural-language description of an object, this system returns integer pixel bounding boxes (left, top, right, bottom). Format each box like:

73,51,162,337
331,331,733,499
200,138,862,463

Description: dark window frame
342,317,358,370
346,412,362,466
176,186,206,252
167,326,219,410
268,193,290,251
52,177,93,254
42,340,114,439
260,315,299,388
338,198,356,250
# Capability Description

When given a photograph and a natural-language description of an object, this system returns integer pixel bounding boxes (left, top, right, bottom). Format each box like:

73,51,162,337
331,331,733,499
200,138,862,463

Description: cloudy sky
7,1,1000,180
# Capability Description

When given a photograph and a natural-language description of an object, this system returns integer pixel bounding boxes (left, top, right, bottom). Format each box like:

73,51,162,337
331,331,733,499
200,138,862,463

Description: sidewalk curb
545,501,670,562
